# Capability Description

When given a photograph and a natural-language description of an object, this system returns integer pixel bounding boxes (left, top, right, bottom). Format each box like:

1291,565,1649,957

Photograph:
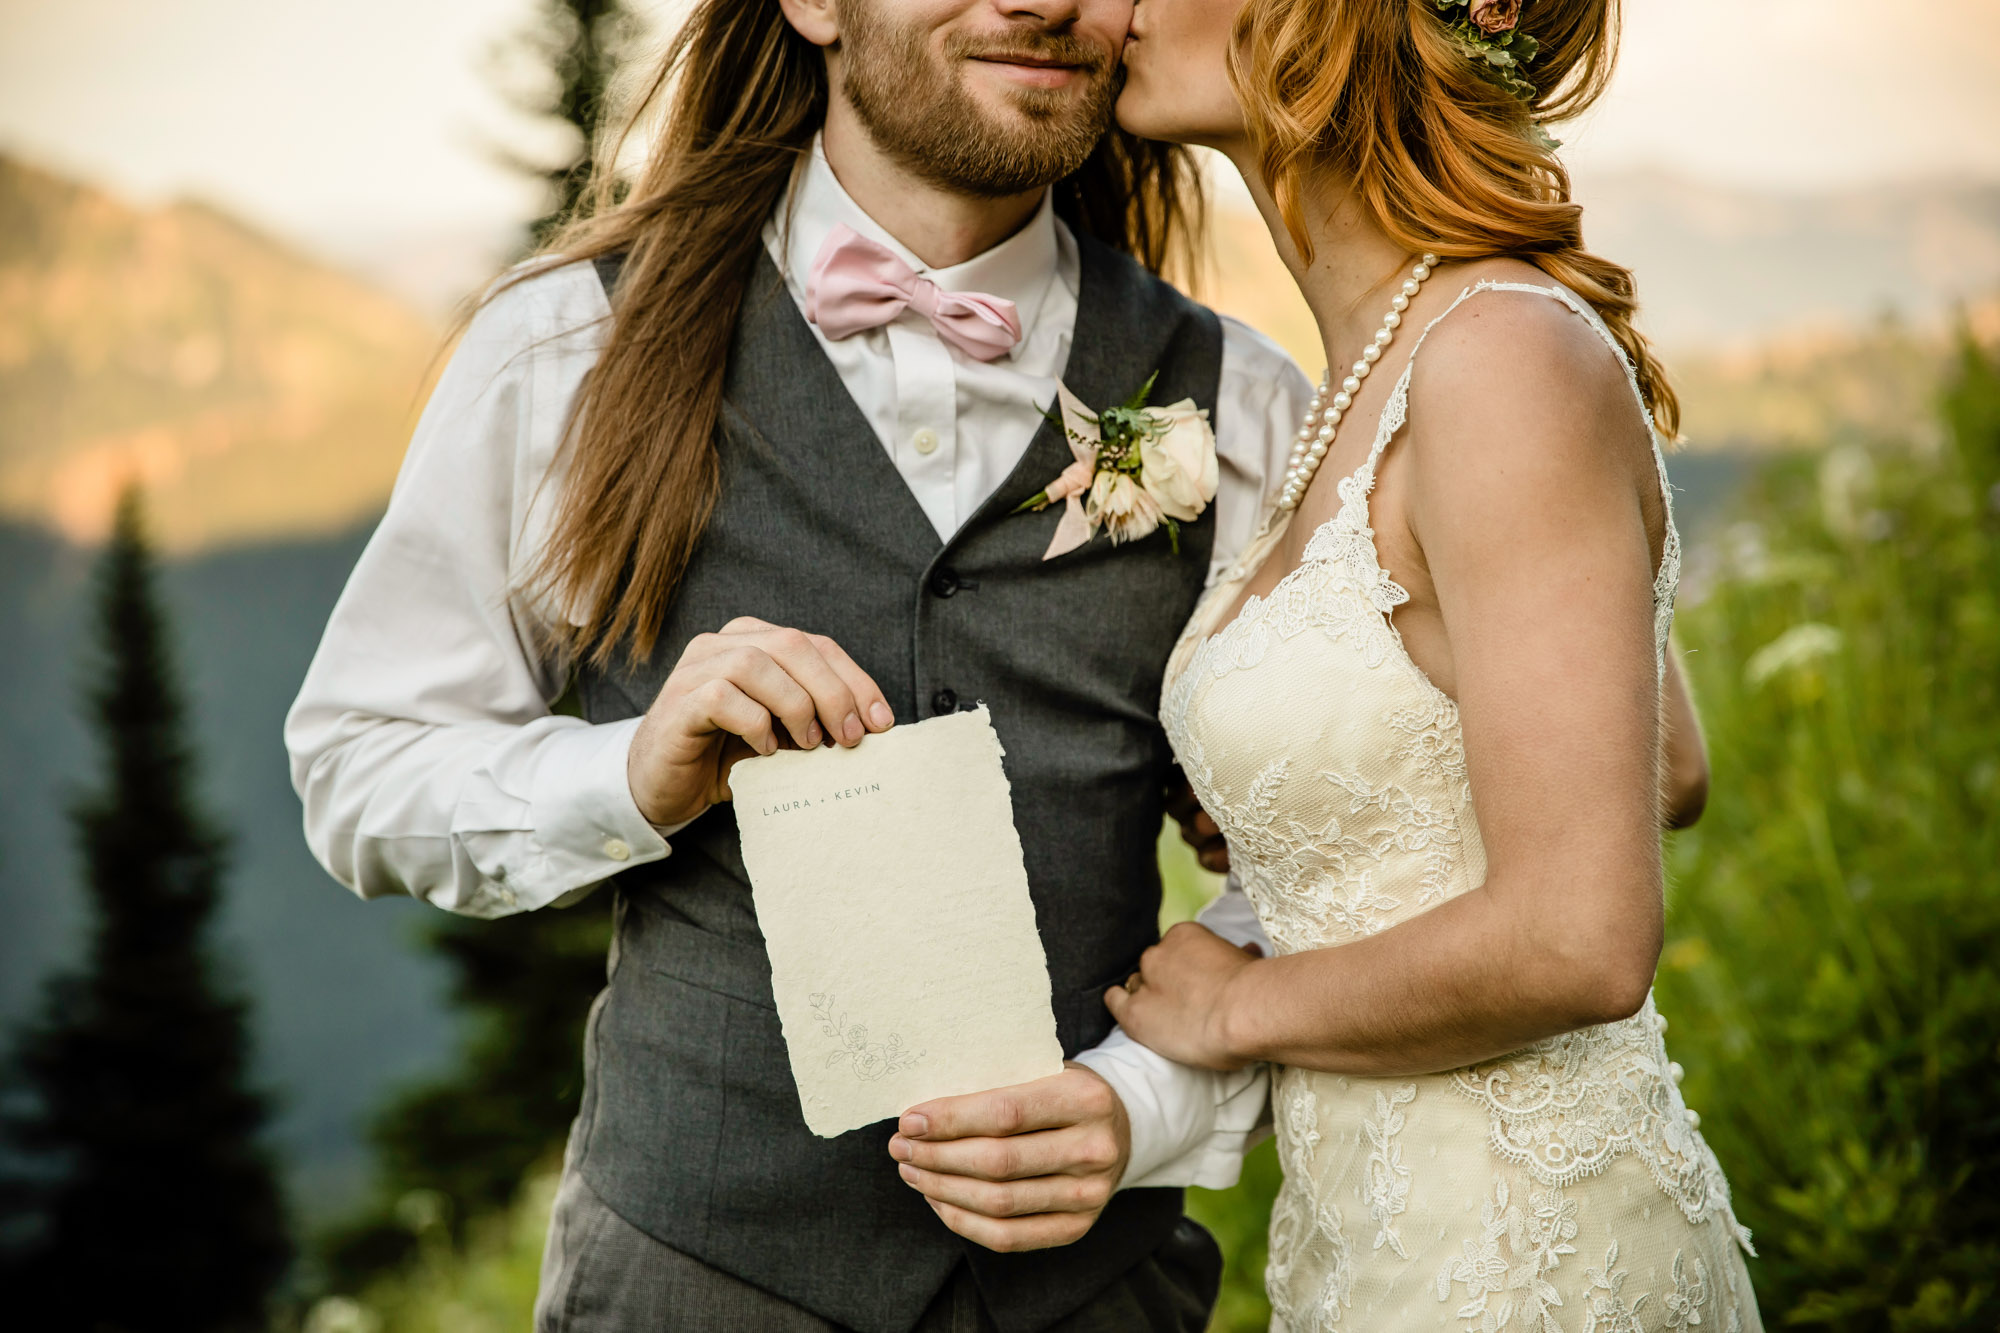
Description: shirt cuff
1073,1029,1271,1192
1195,878,1272,954
523,717,670,910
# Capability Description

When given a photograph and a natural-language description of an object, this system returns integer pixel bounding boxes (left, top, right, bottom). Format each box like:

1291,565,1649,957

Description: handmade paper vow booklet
730,706,1063,1137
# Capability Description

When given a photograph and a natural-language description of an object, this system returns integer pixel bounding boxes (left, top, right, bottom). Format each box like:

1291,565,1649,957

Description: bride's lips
969,52,1093,90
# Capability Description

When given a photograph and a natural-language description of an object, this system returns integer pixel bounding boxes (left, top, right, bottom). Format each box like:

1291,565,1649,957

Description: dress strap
1372,277,1680,675
1358,278,1667,485
1398,279,1659,440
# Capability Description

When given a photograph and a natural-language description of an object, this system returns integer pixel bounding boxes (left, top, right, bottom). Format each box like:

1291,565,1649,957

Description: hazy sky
3,0,1997,252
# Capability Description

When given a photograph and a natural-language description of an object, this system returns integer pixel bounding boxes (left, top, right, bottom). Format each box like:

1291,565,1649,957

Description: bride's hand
1102,922,1261,1071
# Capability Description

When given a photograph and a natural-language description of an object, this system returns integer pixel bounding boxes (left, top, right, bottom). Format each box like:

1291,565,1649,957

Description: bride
1104,0,1762,1327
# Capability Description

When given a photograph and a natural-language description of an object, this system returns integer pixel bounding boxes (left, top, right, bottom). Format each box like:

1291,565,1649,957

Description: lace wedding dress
1161,283,1761,1331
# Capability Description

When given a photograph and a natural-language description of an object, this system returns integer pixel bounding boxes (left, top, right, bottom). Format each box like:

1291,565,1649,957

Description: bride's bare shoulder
1387,258,1659,565
1402,257,1650,470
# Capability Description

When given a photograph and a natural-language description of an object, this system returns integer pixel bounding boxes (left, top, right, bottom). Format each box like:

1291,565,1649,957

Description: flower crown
1431,0,1541,103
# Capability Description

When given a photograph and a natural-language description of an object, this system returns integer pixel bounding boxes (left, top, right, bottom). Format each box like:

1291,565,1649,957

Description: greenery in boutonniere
1015,371,1219,561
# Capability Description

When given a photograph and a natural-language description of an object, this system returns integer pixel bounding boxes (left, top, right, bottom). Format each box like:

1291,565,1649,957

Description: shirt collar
775,135,1063,348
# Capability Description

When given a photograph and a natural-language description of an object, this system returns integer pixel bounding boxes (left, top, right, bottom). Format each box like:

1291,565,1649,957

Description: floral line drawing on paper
810,993,925,1082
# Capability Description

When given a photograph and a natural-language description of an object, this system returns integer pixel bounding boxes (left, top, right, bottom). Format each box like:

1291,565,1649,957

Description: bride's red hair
1230,0,1678,437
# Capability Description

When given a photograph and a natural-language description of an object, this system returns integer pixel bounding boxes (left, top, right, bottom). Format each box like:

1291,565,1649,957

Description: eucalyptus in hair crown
1431,0,1541,103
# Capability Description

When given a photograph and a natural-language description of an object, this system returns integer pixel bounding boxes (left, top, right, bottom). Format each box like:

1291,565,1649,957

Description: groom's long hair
501,0,1204,668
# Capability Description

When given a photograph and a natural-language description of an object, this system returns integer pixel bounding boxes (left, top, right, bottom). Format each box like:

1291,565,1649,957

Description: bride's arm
1661,650,1709,829
1108,295,1671,1077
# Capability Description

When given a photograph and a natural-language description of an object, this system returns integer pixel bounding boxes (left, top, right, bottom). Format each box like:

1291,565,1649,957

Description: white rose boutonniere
1014,372,1219,561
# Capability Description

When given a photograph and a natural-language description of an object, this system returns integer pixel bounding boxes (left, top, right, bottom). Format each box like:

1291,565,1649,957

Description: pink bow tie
806,224,1023,362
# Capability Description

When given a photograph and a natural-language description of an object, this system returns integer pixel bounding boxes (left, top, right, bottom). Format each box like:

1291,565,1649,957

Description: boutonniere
1013,372,1219,561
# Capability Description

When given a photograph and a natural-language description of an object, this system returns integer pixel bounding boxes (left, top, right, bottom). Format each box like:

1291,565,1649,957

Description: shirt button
911,427,940,456
929,568,959,598
603,837,632,862
931,688,957,715
495,885,517,907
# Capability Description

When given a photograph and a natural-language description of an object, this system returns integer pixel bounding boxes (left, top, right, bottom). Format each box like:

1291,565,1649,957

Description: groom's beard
839,2,1118,198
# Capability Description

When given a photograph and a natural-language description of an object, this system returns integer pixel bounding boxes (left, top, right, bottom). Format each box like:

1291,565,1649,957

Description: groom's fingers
895,1158,1110,1220
802,632,897,734
893,1068,1126,1252
901,1068,1110,1143
715,619,892,744
687,678,782,758
890,1123,1115,1182
705,645,822,749
920,1197,1096,1253
712,632,849,749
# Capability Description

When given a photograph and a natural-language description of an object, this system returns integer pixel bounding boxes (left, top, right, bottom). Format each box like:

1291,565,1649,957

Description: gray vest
571,237,1223,1333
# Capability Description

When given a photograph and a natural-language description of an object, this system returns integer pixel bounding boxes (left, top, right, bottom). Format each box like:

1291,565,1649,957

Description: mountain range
1198,172,2000,451
0,155,437,552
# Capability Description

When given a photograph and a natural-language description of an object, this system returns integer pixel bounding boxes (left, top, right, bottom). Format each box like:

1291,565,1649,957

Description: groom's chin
963,69,1107,137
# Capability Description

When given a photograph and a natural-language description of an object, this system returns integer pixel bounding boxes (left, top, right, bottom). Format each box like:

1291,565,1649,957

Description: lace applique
1579,1243,1650,1333
1360,1084,1418,1259
1306,428,1414,622
1664,1252,1710,1331
1281,1071,1323,1172
1268,1184,1355,1329
1390,697,1469,794
1433,1179,1581,1333
1198,754,1414,954
1172,531,1406,699
1324,767,1465,910
1159,356,1422,732
1448,998,1753,1251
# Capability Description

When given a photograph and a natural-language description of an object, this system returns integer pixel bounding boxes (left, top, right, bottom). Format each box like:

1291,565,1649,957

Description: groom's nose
990,0,1130,39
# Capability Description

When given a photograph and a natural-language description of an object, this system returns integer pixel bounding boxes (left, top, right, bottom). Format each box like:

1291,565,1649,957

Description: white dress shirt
286,142,1310,1192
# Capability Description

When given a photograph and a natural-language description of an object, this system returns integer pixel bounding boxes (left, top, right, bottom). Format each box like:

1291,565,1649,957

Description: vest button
929,568,959,598
931,688,957,715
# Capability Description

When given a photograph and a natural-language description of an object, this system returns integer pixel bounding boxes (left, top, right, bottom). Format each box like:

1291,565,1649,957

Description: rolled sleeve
285,259,666,918
1072,882,1275,1190
1074,1033,1270,1191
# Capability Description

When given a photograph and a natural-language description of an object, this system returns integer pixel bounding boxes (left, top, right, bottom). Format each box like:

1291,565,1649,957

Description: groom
288,0,1305,1326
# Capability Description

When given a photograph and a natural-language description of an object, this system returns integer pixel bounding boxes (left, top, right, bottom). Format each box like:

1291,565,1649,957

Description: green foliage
300,1171,558,1333
0,489,290,1330
316,901,609,1293
492,0,641,248
1654,328,2000,1328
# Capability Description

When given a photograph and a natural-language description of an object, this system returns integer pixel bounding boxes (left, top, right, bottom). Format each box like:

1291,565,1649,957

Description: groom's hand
1165,769,1229,873
888,1064,1130,1252
627,616,895,827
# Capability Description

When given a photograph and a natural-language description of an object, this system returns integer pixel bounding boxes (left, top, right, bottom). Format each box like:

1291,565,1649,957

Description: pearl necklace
1278,252,1441,513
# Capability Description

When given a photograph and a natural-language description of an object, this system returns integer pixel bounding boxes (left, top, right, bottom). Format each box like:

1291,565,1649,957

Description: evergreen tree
0,489,290,1331
319,0,638,1292
493,0,642,247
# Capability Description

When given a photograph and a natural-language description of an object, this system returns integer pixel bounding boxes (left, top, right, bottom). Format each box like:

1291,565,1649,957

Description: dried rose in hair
1469,0,1521,34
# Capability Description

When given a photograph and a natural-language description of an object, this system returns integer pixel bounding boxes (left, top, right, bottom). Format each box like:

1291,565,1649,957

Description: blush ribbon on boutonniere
1013,372,1220,561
